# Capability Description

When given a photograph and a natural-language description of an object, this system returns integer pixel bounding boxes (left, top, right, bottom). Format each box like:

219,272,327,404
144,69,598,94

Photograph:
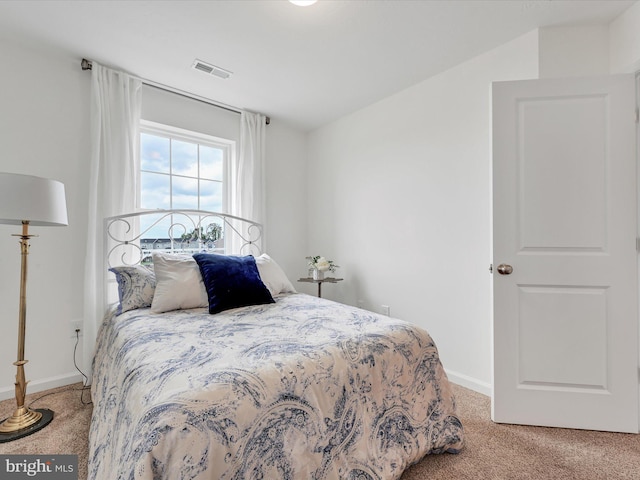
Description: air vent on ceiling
192,59,232,79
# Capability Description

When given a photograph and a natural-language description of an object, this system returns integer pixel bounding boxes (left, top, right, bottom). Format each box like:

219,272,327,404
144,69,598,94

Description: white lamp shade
0,173,68,226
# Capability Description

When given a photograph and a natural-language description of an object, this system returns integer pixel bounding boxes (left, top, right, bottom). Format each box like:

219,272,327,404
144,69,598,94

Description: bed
88,210,464,479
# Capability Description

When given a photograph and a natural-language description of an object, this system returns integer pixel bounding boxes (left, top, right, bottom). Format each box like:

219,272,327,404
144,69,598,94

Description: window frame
138,120,235,213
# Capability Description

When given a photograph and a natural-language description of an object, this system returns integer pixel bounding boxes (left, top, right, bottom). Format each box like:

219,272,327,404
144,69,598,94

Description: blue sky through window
140,130,226,240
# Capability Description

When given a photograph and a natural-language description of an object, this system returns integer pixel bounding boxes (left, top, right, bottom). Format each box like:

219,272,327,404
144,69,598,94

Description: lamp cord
27,330,92,408
73,329,92,405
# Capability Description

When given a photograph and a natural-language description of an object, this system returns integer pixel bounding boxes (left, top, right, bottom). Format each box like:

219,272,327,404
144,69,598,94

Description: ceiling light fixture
289,0,317,6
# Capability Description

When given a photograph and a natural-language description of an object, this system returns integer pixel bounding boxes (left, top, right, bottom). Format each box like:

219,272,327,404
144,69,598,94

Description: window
138,121,235,255
139,121,233,212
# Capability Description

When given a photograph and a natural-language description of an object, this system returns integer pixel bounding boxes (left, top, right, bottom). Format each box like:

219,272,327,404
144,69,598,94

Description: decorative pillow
255,253,296,297
193,253,275,314
150,252,209,313
109,265,156,315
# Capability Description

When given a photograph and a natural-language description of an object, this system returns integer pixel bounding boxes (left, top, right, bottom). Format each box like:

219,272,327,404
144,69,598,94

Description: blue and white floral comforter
89,293,463,479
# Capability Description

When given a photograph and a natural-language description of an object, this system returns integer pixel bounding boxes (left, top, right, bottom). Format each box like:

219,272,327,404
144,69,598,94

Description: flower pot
312,269,324,280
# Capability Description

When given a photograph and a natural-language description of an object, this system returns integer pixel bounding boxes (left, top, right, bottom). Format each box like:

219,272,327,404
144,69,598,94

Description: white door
492,75,638,433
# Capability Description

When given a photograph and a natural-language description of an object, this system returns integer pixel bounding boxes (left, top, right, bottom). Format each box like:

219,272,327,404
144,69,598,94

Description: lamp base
0,408,54,443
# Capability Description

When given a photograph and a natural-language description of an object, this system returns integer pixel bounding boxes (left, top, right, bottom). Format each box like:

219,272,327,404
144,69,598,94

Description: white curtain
231,111,267,252
83,63,141,377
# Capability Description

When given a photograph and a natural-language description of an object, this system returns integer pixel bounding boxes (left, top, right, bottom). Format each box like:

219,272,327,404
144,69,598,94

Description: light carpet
1,382,639,479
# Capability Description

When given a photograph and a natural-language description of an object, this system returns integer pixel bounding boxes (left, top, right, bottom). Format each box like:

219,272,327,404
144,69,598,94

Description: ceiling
0,0,635,131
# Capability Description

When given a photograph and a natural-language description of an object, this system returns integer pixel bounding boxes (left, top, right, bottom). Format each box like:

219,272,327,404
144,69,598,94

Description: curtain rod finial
81,58,93,71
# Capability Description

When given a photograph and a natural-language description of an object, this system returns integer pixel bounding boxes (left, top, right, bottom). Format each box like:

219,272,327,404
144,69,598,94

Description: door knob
496,264,513,275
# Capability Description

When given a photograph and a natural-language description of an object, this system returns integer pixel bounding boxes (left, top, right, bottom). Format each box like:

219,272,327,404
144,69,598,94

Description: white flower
315,257,330,271
306,255,339,273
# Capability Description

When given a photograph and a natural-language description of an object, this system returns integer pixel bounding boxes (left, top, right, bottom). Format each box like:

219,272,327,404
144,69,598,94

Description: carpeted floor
0,382,638,479
0,383,92,478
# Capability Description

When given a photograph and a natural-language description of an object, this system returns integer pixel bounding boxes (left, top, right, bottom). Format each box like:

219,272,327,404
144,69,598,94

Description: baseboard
445,368,492,397
0,372,84,402
2,370,490,401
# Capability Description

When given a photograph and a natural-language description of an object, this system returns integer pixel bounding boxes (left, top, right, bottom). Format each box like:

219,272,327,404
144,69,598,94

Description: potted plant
306,255,338,280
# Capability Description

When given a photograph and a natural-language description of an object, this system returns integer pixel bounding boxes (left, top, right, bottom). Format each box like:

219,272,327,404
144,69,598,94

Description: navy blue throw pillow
192,253,275,314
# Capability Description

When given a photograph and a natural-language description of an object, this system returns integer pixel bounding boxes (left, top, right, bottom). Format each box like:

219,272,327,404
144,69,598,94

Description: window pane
172,140,198,177
199,179,223,211
140,123,231,216
200,146,224,181
140,214,171,241
141,172,170,209
172,176,198,209
141,133,170,173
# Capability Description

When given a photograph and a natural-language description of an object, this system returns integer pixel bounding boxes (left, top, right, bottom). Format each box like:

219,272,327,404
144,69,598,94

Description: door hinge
489,264,493,274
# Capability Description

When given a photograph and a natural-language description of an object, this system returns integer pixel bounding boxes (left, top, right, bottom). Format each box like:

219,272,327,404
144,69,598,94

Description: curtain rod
81,58,270,125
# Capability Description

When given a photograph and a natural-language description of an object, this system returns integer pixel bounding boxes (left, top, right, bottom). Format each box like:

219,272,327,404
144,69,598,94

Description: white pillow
150,252,209,313
255,253,296,297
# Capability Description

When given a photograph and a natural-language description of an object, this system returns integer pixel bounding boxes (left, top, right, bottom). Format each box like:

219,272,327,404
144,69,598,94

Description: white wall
306,31,539,394
0,40,307,400
537,2,640,79
610,1,640,74
539,25,610,78
264,120,308,278
142,85,241,142
0,39,91,398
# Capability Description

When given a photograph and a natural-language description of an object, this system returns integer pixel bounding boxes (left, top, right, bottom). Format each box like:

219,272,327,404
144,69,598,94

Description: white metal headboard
104,209,263,269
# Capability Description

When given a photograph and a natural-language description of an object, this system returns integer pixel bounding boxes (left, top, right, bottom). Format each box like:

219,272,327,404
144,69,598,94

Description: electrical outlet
71,320,83,338
381,305,390,316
